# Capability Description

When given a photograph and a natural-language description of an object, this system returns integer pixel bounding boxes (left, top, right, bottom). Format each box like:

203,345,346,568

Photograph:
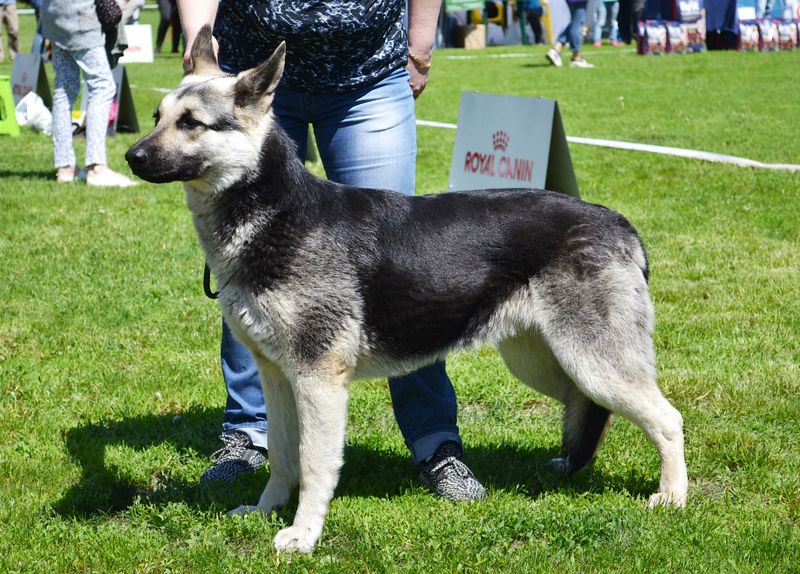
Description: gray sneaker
418,442,486,501
201,430,268,482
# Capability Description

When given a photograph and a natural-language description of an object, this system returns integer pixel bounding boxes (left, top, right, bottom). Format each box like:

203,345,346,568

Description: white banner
119,24,154,64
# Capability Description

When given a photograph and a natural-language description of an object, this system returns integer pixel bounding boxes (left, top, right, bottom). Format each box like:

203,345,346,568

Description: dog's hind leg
228,357,300,516
539,287,688,507
272,357,351,553
566,361,688,508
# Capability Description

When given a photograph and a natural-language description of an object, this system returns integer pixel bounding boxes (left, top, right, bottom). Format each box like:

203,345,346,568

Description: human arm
406,0,443,98
176,0,219,69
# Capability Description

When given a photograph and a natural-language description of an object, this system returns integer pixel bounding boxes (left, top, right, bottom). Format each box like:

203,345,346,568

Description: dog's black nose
125,145,149,170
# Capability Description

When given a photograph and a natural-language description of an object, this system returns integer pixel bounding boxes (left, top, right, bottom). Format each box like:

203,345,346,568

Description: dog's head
125,26,285,193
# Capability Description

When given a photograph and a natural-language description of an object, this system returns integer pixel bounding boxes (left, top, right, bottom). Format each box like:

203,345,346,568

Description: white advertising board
448,92,579,197
119,24,154,64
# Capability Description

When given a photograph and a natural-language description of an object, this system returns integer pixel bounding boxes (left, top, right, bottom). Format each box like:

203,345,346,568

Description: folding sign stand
10,52,52,108
544,103,580,197
110,65,139,134
448,92,579,197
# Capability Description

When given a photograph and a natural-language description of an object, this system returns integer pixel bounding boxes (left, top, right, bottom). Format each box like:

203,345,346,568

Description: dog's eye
178,112,206,131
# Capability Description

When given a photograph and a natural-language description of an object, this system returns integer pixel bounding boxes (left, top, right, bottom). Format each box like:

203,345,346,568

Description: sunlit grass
1,8,798,573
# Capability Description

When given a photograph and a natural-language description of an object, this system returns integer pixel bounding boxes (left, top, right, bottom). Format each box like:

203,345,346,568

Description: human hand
406,50,432,99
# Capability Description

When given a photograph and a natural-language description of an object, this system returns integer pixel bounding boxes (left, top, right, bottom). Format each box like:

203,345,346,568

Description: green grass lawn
1,9,799,573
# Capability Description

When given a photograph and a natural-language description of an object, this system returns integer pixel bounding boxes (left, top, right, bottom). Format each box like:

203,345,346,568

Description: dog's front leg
272,362,351,553
228,357,299,515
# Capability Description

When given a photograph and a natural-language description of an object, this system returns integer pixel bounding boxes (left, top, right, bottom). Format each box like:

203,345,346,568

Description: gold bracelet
408,50,432,71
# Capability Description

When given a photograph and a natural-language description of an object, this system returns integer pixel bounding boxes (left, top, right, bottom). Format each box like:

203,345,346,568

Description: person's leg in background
617,0,633,44
0,2,20,62
526,7,545,44
631,0,645,40
155,0,171,53
592,0,607,46
608,1,621,45
546,15,571,66
50,45,81,181
169,0,182,53
79,46,115,170
76,46,135,187
567,3,594,67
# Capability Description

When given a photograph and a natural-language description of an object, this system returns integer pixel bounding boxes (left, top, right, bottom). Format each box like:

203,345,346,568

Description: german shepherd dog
126,26,688,553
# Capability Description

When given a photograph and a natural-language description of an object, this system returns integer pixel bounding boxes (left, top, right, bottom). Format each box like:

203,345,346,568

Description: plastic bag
15,91,52,135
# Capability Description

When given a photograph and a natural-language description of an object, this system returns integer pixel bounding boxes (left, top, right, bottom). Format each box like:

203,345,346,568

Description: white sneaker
56,167,78,183
570,58,595,68
86,168,137,187
546,48,563,67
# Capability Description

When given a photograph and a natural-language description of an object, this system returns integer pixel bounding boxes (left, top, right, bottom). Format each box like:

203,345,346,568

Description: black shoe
201,430,268,482
418,442,486,501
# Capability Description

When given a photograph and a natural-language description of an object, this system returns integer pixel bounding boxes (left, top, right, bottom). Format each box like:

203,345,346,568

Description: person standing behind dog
521,0,546,45
0,0,20,63
177,0,487,502
40,0,137,186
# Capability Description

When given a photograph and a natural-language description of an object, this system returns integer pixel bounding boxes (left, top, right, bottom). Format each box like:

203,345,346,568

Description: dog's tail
561,393,612,475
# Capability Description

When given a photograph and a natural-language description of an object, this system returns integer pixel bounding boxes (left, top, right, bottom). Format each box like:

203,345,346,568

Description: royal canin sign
462,130,534,183
449,93,578,196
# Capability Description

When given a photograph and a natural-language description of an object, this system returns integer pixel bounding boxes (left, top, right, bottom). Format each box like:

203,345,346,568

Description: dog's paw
647,491,687,508
226,504,263,517
273,525,319,554
546,457,571,475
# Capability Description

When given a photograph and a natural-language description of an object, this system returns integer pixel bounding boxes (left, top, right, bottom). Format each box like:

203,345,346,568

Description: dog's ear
234,42,286,109
185,25,221,77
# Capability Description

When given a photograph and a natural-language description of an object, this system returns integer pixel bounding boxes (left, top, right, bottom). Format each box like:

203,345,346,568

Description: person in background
617,0,645,45
545,0,594,68
155,0,182,54
590,0,620,47
521,0,546,45
41,0,137,187
175,0,487,503
0,0,20,63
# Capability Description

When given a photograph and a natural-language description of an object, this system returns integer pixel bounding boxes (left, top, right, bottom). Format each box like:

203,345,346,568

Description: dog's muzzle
125,141,200,184
125,144,150,176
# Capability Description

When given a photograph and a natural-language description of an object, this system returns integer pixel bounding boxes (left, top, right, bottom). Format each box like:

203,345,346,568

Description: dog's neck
185,124,325,289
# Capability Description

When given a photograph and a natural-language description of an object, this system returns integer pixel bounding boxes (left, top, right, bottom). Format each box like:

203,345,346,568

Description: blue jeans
558,2,588,53
221,67,461,463
592,1,620,43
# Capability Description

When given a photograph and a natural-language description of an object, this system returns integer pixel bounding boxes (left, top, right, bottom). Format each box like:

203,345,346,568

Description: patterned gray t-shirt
215,0,408,92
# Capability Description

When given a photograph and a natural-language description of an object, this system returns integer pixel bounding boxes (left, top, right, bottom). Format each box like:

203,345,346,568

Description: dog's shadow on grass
54,406,658,519
0,169,59,181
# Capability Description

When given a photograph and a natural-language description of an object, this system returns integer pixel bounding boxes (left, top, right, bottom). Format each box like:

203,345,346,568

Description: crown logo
492,130,509,152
